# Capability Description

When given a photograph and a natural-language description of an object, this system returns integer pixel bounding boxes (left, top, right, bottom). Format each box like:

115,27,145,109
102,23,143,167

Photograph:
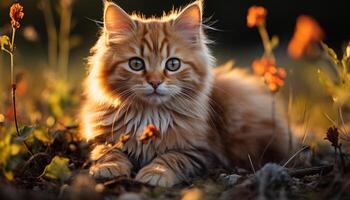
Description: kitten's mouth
142,90,169,104
145,91,166,97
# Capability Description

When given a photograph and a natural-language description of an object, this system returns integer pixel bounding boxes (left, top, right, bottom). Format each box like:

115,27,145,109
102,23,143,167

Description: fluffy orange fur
80,0,290,187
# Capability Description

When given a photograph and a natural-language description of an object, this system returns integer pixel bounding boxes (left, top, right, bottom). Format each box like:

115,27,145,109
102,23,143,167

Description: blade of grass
283,146,310,168
248,154,256,174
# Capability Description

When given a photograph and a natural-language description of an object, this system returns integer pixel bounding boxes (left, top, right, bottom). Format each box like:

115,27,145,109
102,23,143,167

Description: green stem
258,24,275,61
11,85,34,156
9,28,35,156
2,48,12,55
10,27,15,85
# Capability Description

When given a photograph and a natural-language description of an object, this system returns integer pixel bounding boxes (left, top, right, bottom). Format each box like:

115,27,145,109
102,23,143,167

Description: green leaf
34,129,53,145
15,126,36,142
10,144,21,155
44,156,71,181
0,35,10,49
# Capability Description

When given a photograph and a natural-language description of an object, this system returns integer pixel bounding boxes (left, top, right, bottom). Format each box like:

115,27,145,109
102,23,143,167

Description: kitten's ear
174,1,203,41
104,1,135,38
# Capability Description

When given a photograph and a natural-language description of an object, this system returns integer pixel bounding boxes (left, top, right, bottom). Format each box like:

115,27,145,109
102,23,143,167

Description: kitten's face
94,1,212,106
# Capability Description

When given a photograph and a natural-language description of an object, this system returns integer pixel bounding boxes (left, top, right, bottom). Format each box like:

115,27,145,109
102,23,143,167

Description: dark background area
0,0,350,69
3,0,347,44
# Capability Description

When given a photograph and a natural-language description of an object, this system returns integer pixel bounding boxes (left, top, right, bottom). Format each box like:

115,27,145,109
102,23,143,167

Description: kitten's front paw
135,164,180,187
89,162,129,180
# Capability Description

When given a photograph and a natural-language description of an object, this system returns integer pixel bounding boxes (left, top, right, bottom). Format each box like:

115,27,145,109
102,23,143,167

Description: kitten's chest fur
100,105,173,140
87,99,210,165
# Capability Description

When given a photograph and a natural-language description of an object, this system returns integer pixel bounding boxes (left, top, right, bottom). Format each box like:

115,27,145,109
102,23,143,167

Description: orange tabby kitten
80,0,289,187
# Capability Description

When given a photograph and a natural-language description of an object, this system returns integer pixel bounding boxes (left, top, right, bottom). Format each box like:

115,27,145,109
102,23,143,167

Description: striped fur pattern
80,1,289,187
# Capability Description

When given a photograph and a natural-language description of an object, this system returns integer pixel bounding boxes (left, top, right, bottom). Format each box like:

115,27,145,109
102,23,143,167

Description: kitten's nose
146,72,164,89
148,80,162,89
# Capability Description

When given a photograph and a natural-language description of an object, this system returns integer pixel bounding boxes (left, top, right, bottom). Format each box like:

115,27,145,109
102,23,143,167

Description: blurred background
1,0,350,72
0,0,349,146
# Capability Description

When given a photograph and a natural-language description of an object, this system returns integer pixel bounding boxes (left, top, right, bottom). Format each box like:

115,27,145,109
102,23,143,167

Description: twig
288,165,333,178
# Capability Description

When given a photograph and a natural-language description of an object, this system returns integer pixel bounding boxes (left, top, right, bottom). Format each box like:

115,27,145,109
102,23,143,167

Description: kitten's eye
165,58,181,72
129,57,145,71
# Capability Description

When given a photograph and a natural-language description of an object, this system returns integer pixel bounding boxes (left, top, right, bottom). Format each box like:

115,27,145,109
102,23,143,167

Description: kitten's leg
135,150,208,187
89,144,132,180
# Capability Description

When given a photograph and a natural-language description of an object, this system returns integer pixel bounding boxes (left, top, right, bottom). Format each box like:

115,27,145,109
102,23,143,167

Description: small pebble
32,186,41,191
118,192,143,200
69,143,77,152
95,183,104,193
219,174,242,186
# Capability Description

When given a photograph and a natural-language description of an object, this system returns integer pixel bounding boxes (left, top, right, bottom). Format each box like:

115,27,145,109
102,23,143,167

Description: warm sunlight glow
82,114,94,141
88,77,121,107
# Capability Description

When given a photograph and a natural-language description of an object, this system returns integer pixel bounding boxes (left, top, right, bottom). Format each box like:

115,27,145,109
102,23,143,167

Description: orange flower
139,124,161,144
10,3,24,29
252,58,275,76
264,68,286,93
252,57,286,93
247,6,267,28
288,15,324,59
